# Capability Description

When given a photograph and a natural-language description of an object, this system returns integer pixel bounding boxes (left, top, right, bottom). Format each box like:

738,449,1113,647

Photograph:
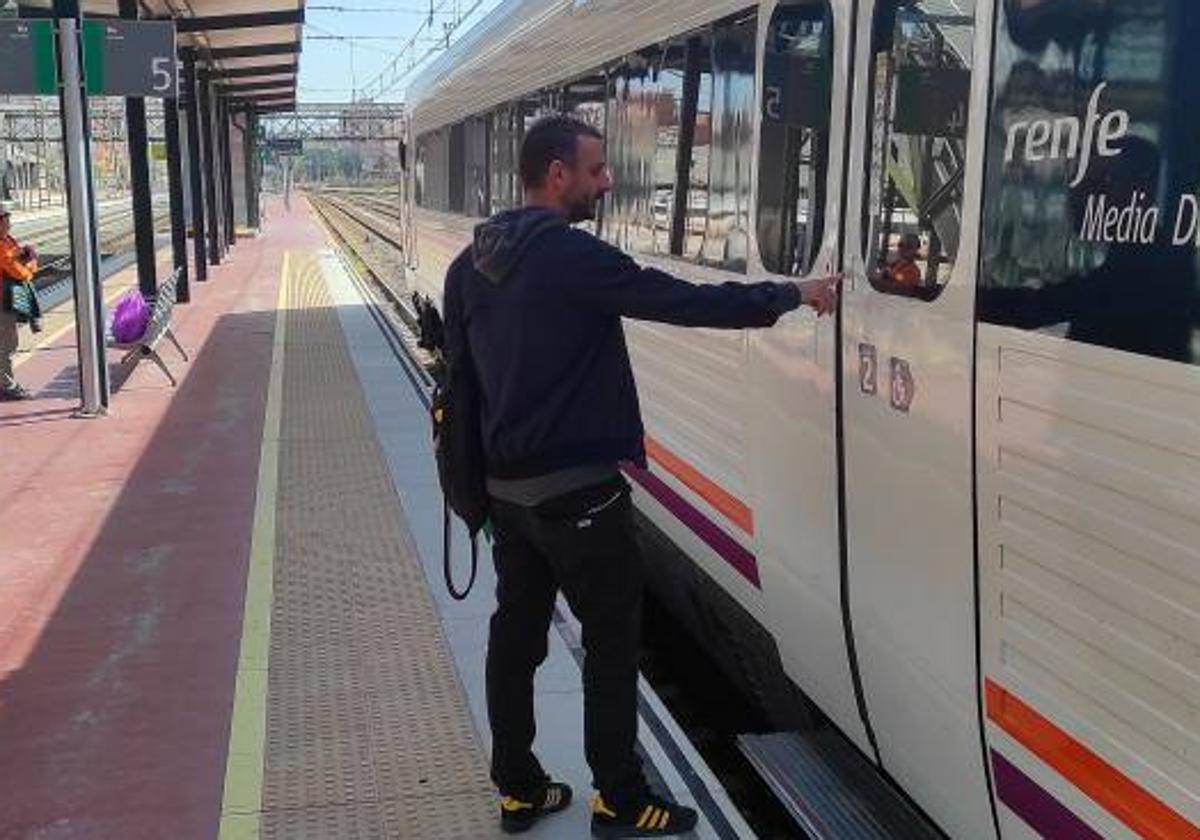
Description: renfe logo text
1003,82,1129,186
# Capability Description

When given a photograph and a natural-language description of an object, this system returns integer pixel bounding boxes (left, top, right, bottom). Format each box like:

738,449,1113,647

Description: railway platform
0,197,751,840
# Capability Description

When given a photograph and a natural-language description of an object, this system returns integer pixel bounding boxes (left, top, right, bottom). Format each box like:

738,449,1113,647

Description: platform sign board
0,20,58,94
82,20,177,97
269,137,303,155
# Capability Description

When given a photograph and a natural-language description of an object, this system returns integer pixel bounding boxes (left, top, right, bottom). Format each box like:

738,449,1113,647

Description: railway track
352,195,401,221
305,191,435,375
12,199,172,283
306,191,409,296
7,199,174,318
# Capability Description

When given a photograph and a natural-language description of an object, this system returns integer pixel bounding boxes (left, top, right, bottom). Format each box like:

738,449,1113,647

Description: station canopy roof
18,0,303,111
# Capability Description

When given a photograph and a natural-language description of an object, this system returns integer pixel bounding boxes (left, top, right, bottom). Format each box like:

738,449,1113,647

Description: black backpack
414,293,487,600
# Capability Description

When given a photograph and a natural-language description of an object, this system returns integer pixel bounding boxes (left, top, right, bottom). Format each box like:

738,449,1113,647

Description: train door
747,0,875,756
977,2,1200,837
838,0,995,836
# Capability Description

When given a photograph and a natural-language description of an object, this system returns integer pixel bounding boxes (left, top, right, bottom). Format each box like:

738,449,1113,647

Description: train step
737,730,945,839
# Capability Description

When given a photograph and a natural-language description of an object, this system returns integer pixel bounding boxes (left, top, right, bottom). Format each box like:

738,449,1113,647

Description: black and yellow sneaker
591,792,698,837
499,781,573,834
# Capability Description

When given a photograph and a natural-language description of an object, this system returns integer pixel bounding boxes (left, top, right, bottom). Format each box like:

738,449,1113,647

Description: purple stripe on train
992,751,1104,840
623,463,760,588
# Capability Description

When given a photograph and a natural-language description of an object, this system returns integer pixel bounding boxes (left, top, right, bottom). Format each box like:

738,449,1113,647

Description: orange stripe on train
985,679,1200,840
644,435,753,536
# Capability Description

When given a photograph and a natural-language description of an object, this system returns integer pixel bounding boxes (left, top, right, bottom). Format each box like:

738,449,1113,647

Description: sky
296,0,503,104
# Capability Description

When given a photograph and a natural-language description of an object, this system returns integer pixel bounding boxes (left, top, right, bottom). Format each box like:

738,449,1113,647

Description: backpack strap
443,496,479,601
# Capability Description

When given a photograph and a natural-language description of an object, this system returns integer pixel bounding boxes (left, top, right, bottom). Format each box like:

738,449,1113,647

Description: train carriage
400,1,1200,837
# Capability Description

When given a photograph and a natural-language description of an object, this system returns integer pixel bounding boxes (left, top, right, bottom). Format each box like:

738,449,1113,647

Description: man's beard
567,193,598,224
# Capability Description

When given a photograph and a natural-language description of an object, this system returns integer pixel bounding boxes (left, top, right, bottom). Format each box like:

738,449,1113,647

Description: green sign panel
1,19,176,97
82,19,177,97
0,20,57,95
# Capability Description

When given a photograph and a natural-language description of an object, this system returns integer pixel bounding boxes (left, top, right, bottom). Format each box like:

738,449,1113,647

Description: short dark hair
518,114,603,189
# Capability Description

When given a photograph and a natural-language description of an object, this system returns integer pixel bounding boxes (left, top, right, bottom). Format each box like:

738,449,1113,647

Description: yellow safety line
216,251,289,840
12,274,137,370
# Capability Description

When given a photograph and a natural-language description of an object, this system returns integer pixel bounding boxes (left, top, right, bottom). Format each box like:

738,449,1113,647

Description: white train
400,1,1200,837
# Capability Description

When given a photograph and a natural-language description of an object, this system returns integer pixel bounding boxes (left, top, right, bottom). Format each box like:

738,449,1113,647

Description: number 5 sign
82,20,177,97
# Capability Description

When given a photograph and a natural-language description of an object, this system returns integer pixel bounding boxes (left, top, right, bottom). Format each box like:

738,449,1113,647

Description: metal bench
109,269,189,386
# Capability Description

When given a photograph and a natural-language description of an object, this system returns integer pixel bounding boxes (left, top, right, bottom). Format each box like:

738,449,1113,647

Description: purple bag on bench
111,290,151,344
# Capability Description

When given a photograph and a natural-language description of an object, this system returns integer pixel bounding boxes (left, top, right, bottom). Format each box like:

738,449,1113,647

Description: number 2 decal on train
858,343,877,395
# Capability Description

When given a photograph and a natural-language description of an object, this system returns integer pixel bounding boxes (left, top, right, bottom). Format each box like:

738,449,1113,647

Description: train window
448,122,466,214
490,105,520,213
602,69,628,249
463,115,490,218
521,93,551,134
414,136,426,208
863,1,974,300
605,49,660,257
979,0,1200,365
415,129,451,212
603,20,755,272
701,12,757,273
564,74,608,132
564,73,610,234
628,51,660,256
756,0,833,277
605,30,726,266
658,35,714,260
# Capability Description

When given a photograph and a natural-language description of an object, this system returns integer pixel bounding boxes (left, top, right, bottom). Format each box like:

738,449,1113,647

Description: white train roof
407,0,756,137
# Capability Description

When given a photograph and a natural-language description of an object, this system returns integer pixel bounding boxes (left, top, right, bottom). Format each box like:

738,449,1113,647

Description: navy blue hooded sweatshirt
441,207,801,480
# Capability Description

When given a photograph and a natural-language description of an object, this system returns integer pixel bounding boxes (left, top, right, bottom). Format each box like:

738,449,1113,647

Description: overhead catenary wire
308,4,458,11
357,0,492,102
304,22,406,58
299,0,493,102
306,34,410,40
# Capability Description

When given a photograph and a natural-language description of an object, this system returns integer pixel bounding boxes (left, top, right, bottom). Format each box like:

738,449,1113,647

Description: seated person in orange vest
880,232,922,288
0,201,40,401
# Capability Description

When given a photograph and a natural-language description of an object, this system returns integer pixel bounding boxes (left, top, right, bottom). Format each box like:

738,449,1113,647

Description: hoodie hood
472,207,566,285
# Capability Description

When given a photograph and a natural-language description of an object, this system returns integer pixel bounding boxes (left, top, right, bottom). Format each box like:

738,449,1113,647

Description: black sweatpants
486,475,647,804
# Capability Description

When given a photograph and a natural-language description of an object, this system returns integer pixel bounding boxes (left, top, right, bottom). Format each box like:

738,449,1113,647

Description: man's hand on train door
796,273,843,317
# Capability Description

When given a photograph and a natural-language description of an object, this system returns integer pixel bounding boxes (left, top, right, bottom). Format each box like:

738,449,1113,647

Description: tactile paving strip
260,253,500,839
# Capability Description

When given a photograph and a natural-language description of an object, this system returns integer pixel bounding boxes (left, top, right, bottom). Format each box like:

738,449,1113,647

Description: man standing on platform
442,114,841,837
0,201,40,401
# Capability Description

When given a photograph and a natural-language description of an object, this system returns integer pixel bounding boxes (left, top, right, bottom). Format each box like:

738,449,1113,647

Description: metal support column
243,110,259,229
182,51,207,282
55,0,108,414
283,158,292,211
119,0,157,299
198,68,221,265
217,101,228,253
227,105,237,242
163,97,189,302
211,94,227,257
221,99,235,245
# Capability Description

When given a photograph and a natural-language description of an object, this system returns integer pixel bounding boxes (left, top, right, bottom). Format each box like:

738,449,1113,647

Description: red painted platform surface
0,200,317,838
